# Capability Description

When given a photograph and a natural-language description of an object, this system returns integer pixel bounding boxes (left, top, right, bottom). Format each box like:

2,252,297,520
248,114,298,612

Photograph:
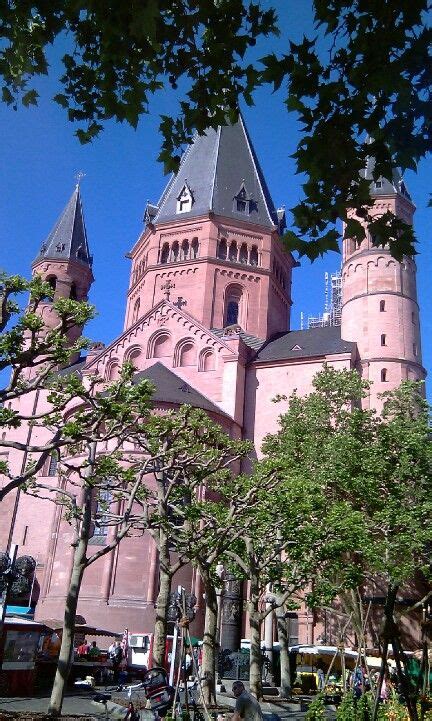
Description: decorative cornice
85,299,237,371
217,225,263,242
342,289,419,310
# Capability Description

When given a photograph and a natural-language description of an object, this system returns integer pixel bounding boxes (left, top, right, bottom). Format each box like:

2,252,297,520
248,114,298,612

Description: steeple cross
161,279,175,300
173,296,187,310
75,170,86,188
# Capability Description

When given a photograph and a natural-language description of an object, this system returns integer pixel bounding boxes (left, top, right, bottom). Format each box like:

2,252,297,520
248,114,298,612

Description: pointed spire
151,113,278,229
33,186,93,268
361,136,412,202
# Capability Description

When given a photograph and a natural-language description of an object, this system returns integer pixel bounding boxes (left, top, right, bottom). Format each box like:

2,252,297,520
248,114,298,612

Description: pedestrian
110,640,124,682
316,660,326,692
380,668,392,703
77,638,90,657
231,681,264,721
88,640,101,659
124,701,140,721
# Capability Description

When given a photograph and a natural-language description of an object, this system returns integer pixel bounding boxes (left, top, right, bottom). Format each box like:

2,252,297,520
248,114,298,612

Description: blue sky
0,1,430,391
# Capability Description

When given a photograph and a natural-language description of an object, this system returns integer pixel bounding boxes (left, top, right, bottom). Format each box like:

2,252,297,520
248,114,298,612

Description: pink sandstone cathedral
1,115,426,650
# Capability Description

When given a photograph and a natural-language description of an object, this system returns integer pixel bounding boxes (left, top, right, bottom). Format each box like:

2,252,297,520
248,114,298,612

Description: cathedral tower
125,115,294,341
341,159,426,408
31,185,94,363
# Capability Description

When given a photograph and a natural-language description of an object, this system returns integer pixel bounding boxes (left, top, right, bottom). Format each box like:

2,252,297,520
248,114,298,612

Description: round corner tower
31,185,94,364
341,167,426,409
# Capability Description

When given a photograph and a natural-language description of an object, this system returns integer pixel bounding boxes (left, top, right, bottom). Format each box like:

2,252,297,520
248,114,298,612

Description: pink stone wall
125,215,293,341
244,355,354,456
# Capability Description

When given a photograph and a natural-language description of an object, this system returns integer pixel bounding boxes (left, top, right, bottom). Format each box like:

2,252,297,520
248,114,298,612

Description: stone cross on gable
161,279,175,300
173,296,187,310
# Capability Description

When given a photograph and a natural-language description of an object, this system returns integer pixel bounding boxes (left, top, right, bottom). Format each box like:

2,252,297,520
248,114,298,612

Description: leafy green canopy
1,2,429,261
263,367,432,595
0,0,276,159
262,0,431,260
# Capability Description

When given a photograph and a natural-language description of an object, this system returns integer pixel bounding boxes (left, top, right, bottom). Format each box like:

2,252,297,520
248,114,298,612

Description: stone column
220,574,243,651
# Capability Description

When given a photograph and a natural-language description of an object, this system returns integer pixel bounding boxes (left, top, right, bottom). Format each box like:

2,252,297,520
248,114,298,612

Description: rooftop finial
75,170,86,188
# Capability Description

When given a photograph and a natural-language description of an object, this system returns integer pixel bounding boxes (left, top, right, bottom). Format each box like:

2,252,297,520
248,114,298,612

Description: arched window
181,239,189,260
226,301,239,325
381,368,387,382
46,276,56,301
47,451,59,476
217,239,227,260
191,238,199,258
171,241,179,262
413,343,418,356
250,246,258,266
160,243,170,264
411,311,415,324
107,362,119,380
70,283,78,300
148,332,171,358
224,284,244,327
199,349,216,372
179,341,196,367
132,298,140,324
380,300,385,312
126,346,142,367
229,241,238,262
239,244,248,264
381,334,386,346
93,488,112,538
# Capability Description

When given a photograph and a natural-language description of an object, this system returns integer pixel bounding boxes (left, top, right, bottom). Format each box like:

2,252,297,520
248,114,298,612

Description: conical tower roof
360,137,412,201
33,186,93,268
152,114,278,229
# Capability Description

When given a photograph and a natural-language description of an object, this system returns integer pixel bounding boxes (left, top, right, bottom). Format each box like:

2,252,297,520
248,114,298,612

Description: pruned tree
0,272,94,501
19,363,156,716
130,407,251,686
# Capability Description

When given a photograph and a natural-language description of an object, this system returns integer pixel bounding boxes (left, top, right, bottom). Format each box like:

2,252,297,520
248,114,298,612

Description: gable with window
176,182,193,214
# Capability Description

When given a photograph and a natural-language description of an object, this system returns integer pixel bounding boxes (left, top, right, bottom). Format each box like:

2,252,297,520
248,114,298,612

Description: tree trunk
200,567,218,706
392,634,418,721
249,573,263,702
48,481,94,716
152,547,171,668
276,608,291,698
372,584,397,721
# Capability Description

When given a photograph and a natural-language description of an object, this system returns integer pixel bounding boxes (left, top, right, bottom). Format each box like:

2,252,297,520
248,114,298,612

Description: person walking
109,640,124,683
231,681,263,721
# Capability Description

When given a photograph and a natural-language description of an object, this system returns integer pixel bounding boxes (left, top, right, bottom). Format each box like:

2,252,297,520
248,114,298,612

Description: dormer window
176,182,193,214
374,180,382,189
233,183,254,215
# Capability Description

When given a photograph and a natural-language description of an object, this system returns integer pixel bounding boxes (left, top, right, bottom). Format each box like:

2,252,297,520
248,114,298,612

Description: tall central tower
125,114,294,341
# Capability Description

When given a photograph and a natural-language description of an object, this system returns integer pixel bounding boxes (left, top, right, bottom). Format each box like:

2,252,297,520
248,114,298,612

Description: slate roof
152,113,279,229
33,186,93,268
211,328,264,351
252,326,356,363
361,137,412,201
56,360,228,417
133,362,228,417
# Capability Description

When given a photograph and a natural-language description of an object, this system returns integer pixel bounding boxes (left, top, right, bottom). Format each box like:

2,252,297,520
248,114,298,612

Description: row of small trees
1,273,431,721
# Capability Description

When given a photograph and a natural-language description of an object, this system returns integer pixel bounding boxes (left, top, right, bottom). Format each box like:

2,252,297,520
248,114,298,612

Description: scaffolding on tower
306,271,342,329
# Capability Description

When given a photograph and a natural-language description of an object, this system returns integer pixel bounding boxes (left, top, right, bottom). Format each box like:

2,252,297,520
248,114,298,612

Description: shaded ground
0,685,336,721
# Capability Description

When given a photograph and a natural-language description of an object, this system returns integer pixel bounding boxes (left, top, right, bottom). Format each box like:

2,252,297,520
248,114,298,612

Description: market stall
0,616,50,696
36,620,122,688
